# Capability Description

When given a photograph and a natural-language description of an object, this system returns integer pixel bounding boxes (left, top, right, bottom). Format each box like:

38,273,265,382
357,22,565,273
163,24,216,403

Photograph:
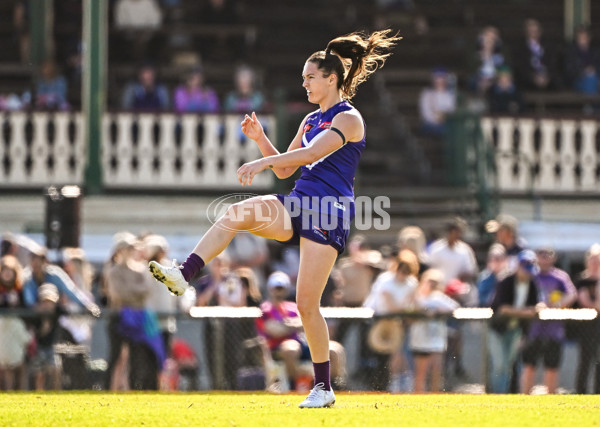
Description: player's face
302,61,334,104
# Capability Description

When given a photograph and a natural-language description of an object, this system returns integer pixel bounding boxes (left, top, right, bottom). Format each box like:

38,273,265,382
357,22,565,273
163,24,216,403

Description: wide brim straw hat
367,318,404,354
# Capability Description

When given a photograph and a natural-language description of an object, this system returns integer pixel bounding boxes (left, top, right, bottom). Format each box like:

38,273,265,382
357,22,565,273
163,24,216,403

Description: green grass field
1,393,599,426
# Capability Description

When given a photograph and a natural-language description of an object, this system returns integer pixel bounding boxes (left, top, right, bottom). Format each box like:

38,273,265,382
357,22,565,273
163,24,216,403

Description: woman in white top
364,258,418,315
409,268,459,392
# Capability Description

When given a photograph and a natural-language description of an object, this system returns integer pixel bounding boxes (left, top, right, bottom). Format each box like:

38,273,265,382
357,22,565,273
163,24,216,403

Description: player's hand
237,158,268,186
241,111,265,141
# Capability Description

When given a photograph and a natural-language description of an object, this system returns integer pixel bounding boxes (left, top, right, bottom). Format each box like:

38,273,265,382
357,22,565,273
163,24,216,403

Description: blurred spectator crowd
1,0,266,114
2,215,599,394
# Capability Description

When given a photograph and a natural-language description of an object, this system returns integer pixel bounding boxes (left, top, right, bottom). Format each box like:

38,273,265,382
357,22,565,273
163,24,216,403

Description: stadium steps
354,185,485,247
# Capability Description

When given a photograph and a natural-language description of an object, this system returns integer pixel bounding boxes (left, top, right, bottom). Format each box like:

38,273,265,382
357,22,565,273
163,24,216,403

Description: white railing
0,112,275,190
0,112,85,187
481,117,600,193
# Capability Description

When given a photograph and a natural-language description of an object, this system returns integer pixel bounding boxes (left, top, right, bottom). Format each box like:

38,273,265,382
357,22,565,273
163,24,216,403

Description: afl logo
206,193,279,233
303,124,314,133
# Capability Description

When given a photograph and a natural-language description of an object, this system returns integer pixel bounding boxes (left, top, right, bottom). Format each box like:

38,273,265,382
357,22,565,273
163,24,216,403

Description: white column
52,113,72,183
179,115,199,187
114,113,135,185
201,115,221,186
157,114,178,185
30,113,50,184
579,120,598,190
516,118,536,192
495,118,515,191
537,119,557,191
136,114,155,185
558,120,577,191
6,113,28,184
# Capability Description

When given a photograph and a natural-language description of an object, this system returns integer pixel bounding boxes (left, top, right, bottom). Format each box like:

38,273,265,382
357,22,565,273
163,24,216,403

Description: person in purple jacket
521,247,577,394
173,67,220,114
149,30,401,407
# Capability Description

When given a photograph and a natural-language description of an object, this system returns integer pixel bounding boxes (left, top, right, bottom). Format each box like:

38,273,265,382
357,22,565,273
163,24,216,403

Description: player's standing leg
296,237,338,408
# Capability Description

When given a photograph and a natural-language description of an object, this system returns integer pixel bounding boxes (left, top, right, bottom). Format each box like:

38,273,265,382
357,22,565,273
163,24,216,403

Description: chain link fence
0,307,597,393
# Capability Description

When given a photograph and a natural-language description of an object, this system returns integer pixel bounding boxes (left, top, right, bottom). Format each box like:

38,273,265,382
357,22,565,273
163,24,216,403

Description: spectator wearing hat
173,67,220,114
418,67,457,137
477,243,508,307
487,66,524,114
22,247,100,316
574,243,600,394
521,247,577,394
30,283,66,390
488,249,539,393
256,271,345,391
409,268,459,393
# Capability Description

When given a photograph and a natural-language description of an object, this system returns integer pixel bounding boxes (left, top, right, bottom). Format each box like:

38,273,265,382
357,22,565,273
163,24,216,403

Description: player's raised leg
149,195,293,294
296,237,338,408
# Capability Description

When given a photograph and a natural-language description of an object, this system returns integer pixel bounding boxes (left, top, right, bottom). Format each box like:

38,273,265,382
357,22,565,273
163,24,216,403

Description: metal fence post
212,318,225,389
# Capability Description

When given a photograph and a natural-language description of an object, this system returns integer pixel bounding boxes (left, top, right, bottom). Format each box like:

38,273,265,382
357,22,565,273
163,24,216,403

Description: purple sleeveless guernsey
289,100,366,219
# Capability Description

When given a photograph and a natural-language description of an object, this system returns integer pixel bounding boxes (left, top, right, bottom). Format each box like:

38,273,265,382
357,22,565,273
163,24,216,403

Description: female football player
150,29,400,407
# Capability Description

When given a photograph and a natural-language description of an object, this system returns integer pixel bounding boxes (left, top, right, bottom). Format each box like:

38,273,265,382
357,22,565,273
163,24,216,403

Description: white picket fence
481,117,600,193
0,112,275,190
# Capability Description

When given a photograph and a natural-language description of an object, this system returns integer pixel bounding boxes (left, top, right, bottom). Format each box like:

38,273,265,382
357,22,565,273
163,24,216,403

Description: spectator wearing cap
104,231,162,391
574,243,600,394
521,247,577,394
173,67,220,113
30,283,66,390
487,66,524,114
418,67,457,137
477,243,508,307
256,271,346,391
22,246,100,316
488,249,539,393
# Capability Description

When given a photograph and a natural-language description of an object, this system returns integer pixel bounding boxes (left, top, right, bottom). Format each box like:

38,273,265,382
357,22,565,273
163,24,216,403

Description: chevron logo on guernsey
318,122,332,129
